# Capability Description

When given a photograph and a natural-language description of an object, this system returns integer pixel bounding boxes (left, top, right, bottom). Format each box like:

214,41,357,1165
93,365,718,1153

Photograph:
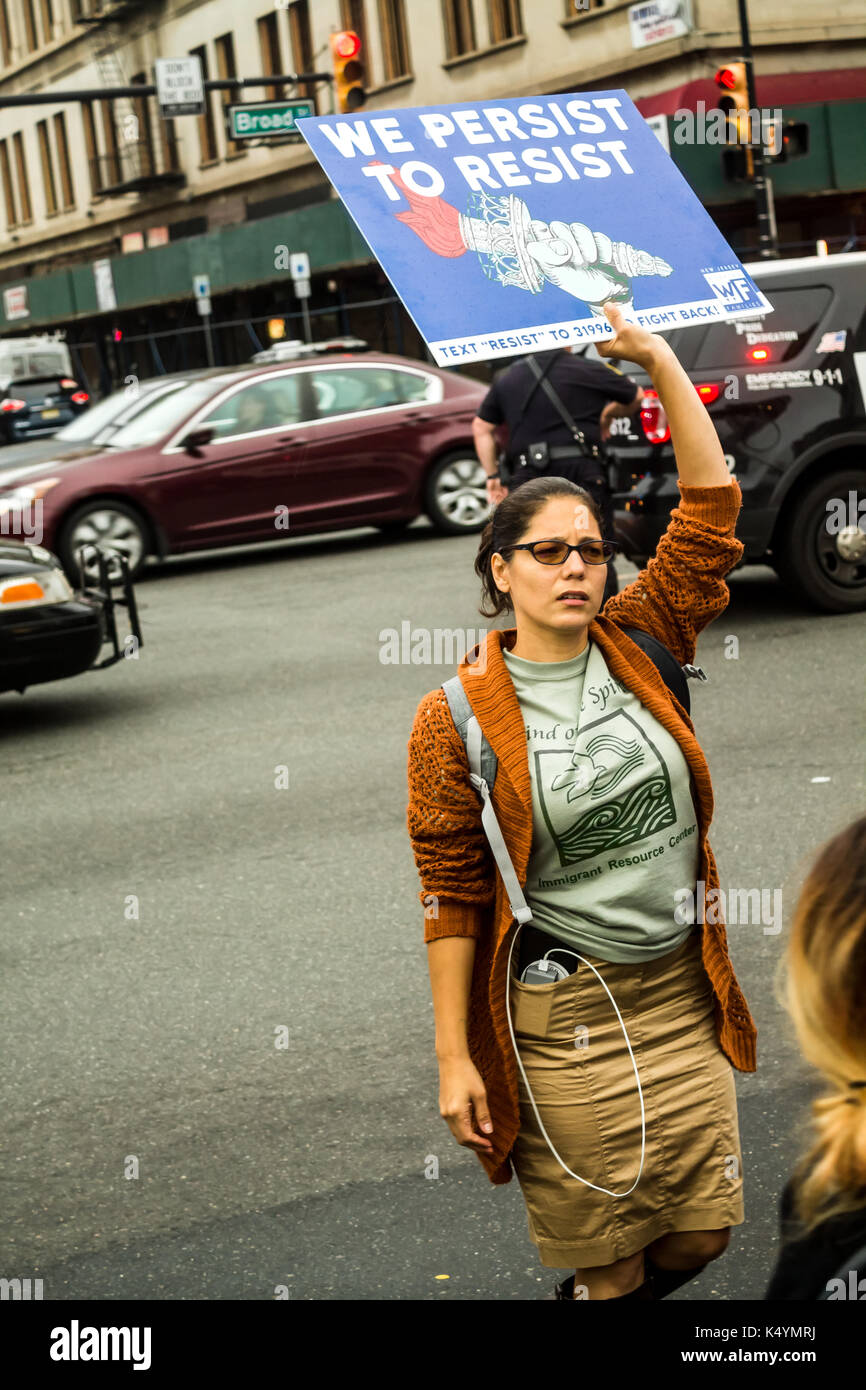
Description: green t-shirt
502,637,699,963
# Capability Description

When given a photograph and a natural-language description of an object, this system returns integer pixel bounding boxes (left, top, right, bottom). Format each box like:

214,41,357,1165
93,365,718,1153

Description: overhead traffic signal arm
330,31,365,113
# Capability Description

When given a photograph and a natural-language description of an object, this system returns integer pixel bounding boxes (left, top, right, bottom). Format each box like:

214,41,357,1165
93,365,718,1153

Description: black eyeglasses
499,538,620,566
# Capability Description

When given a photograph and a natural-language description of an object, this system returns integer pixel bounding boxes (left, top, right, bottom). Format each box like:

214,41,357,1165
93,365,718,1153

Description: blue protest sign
297,93,773,366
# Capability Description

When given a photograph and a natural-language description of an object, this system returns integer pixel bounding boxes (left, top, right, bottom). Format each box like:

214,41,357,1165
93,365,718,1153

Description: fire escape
74,0,186,196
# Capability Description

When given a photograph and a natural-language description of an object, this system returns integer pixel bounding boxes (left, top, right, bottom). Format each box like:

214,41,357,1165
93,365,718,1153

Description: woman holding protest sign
406,302,757,1300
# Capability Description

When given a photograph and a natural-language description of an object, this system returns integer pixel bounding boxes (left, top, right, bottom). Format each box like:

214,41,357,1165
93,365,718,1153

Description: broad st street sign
227,100,315,141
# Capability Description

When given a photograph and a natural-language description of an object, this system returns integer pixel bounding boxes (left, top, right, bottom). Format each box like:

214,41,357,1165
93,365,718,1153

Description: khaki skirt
508,926,745,1269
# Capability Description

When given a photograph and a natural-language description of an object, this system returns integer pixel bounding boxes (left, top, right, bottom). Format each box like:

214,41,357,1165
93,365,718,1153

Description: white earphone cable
505,923,646,1197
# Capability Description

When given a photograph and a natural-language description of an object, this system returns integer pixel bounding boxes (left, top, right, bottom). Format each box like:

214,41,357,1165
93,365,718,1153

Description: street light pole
736,0,778,259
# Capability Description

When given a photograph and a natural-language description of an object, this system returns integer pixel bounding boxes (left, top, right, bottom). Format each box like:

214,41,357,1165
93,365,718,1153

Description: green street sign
226,100,314,140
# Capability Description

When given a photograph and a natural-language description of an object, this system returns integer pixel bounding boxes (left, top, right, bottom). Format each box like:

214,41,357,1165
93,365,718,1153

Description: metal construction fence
61,292,423,398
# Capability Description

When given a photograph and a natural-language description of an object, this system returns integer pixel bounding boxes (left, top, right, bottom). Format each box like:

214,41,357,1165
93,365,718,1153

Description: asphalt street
1,519,863,1301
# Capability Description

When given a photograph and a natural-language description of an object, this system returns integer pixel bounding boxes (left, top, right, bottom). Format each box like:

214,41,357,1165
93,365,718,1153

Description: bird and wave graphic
551,731,643,801
538,717,676,867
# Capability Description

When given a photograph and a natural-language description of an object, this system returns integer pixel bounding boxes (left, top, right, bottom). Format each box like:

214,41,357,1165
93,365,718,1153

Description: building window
378,0,410,80
22,0,38,51
36,118,58,214
257,12,284,102
214,33,242,156
1,0,13,66
130,73,156,179
443,0,476,57
81,100,102,194
52,111,75,208
0,138,18,228
287,1,316,111
488,0,522,42
39,0,54,42
101,100,121,186
160,107,180,173
12,132,33,222
190,45,218,163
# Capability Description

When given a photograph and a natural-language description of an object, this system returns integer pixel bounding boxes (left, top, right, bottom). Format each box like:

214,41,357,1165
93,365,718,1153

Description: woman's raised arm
597,302,744,664
597,303,731,489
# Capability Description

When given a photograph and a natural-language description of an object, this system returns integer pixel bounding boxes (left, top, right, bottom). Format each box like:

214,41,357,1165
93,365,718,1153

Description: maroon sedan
0,353,489,580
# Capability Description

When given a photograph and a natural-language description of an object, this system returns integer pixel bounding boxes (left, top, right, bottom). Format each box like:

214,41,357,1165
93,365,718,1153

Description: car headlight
0,478,61,515
0,568,75,609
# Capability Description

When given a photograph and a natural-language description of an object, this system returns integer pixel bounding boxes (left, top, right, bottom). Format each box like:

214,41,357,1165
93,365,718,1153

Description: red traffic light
715,67,738,91
112,329,123,342
333,30,361,60
330,30,365,112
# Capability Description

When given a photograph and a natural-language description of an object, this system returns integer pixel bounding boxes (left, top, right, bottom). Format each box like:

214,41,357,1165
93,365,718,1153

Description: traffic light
766,120,810,164
330,31,365,113
715,62,753,182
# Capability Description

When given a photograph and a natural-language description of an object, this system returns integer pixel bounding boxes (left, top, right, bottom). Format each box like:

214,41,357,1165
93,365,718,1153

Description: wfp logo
703,268,763,313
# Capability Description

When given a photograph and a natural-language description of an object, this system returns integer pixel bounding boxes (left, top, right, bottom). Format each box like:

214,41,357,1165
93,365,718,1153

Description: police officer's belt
516,442,603,469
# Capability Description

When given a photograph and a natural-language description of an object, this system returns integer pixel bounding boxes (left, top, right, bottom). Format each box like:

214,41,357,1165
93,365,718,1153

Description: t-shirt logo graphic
536,710,676,866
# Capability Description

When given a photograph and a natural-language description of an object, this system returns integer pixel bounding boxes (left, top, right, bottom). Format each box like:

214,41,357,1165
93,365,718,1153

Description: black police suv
606,251,866,613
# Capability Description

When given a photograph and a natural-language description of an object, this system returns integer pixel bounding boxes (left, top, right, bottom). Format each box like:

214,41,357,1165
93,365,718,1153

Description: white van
0,335,73,390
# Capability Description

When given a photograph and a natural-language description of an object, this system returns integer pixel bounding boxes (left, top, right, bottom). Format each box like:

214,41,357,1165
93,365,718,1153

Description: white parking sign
289,252,310,282
154,57,205,117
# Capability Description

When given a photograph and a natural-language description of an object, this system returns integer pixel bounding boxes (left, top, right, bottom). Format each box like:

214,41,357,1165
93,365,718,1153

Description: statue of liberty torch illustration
368,163,673,314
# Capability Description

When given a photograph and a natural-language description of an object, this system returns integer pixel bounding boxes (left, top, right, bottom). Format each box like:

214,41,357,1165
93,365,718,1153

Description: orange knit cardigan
406,479,758,1186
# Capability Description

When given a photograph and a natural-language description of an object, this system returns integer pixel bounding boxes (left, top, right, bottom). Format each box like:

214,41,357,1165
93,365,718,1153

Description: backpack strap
442,675,498,793
441,677,532,927
620,626,707,716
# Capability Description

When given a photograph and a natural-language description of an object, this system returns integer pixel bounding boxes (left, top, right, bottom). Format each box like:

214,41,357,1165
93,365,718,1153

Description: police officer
472,346,644,603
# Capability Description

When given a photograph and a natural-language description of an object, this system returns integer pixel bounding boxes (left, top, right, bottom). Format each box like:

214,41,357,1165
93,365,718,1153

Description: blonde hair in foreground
776,814,866,1231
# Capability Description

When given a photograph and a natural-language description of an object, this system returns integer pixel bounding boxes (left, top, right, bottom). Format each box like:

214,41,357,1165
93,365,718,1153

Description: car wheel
773,468,866,613
423,451,491,535
58,499,150,584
